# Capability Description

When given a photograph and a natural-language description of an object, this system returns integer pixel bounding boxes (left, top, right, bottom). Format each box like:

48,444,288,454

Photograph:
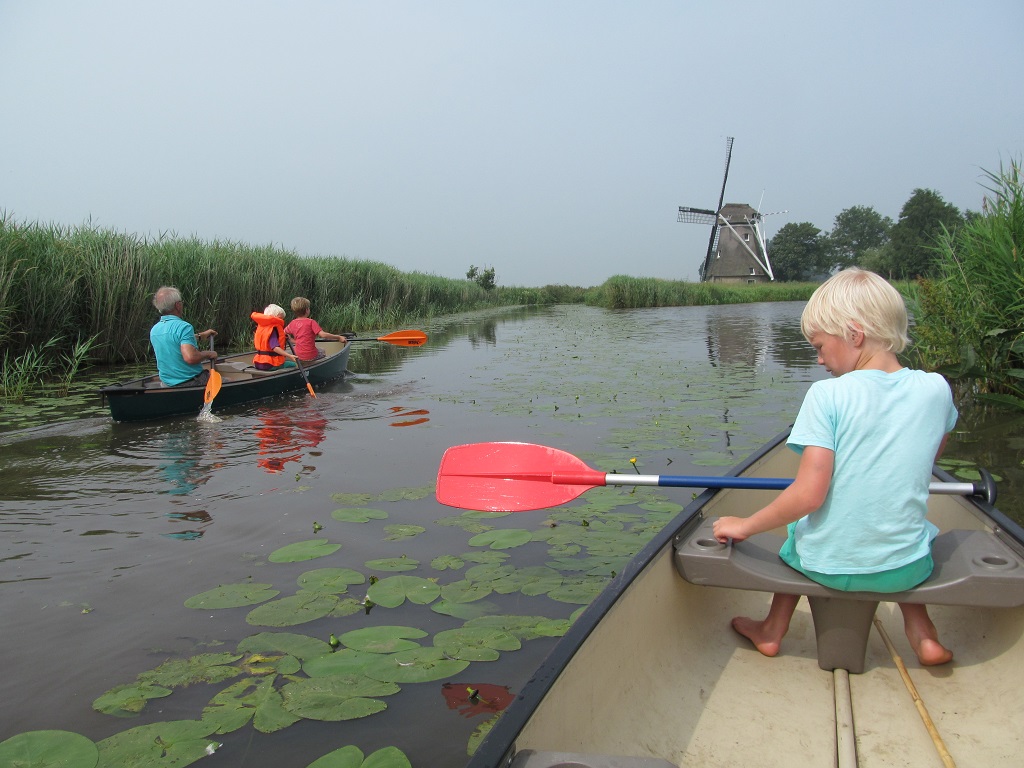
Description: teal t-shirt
787,368,958,575
150,315,204,386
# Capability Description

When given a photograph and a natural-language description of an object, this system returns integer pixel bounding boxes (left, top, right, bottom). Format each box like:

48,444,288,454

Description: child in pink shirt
284,297,348,361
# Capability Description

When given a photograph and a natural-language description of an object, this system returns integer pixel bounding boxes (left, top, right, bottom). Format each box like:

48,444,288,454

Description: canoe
99,340,351,421
467,430,1024,768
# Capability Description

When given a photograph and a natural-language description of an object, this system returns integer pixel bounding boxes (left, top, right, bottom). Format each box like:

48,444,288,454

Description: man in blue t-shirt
149,286,218,387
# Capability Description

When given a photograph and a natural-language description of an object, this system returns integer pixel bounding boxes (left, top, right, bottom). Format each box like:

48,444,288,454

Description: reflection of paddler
252,305,298,371
256,409,328,473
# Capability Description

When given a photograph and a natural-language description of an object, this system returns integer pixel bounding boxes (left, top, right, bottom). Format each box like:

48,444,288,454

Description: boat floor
517,550,1024,767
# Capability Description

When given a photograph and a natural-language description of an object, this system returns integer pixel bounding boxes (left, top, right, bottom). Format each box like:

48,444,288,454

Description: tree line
767,188,966,281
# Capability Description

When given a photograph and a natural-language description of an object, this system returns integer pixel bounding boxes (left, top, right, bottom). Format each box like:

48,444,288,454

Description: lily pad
237,631,332,660
95,720,219,767
383,524,426,541
138,653,243,688
0,730,99,768
430,599,500,620
366,575,441,608
281,675,399,721
364,557,419,572
331,508,388,523
376,485,433,501
93,682,173,717
439,580,493,604
184,583,280,609
467,529,533,550
339,626,427,654
297,568,365,593
432,627,521,661
303,649,381,678
246,593,339,627
268,539,341,563
360,647,470,683
430,554,465,571
306,746,412,768
202,677,300,734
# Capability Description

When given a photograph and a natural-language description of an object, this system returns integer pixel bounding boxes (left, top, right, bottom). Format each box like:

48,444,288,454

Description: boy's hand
712,516,750,543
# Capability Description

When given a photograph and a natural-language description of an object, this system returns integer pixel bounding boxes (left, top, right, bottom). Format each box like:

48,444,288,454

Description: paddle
287,339,317,398
203,338,222,405
436,442,997,512
343,330,428,347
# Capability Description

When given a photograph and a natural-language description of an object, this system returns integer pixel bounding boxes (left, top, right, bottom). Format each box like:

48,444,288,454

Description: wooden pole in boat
872,618,956,768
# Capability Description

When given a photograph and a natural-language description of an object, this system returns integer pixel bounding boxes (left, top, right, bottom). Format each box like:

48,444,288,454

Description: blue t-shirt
787,368,958,574
150,315,204,386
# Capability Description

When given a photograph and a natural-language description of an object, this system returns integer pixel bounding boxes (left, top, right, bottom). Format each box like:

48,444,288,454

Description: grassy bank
585,275,817,309
910,162,1024,410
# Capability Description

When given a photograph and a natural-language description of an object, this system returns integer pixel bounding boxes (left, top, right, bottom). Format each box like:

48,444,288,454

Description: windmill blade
700,137,734,280
677,206,717,226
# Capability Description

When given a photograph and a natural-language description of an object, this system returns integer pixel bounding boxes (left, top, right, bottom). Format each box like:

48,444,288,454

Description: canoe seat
510,750,678,768
674,517,1024,673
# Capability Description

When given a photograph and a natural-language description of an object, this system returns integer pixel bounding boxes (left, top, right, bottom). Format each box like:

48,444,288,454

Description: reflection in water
256,407,329,474
704,303,815,370
388,406,430,427
440,682,514,718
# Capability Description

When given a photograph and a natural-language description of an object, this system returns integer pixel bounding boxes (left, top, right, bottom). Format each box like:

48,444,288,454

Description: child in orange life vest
251,304,298,371
284,296,347,362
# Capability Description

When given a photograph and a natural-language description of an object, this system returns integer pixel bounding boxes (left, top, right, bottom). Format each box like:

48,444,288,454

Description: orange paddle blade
348,330,427,347
204,369,222,404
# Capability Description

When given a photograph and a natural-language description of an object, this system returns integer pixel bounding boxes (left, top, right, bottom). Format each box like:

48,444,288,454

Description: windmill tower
678,137,777,283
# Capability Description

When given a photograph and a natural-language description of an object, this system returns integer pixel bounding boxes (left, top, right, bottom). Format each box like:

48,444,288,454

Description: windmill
677,137,780,283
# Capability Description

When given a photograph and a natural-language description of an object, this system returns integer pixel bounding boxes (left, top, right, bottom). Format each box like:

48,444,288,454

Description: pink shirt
284,317,323,360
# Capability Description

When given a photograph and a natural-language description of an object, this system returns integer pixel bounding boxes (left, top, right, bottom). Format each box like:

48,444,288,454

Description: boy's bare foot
899,603,953,666
909,635,953,666
731,616,783,657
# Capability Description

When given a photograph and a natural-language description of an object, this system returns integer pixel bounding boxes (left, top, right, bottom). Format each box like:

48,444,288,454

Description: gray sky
2,1,1021,287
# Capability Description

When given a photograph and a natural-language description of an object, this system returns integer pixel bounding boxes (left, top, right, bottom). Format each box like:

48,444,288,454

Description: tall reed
588,275,816,310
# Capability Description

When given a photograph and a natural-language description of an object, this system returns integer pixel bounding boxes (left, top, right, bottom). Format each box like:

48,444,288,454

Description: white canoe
468,430,1024,768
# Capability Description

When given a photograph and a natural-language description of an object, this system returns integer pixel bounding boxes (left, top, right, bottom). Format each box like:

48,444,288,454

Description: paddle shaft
286,339,317,398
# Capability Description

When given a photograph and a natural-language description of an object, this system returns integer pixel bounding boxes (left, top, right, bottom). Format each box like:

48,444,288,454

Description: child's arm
316,331,346,342
713,446,834,543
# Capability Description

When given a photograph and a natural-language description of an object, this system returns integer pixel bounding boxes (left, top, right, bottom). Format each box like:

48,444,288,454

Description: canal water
1,303,1020,767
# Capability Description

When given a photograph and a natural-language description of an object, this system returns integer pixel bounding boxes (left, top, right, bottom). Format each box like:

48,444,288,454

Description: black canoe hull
99,341,351,422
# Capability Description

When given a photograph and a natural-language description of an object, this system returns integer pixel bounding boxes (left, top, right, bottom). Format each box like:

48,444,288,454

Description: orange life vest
251,312,287,368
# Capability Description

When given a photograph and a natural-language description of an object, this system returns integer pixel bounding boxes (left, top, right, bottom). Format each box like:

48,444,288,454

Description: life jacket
251,312,287,368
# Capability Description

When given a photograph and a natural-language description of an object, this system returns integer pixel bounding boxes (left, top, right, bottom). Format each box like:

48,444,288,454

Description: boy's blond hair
290,296,311,315
800,268,910,353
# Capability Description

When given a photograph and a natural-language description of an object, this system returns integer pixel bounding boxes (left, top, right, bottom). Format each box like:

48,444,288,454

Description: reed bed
587,275,816,309
910,161,1024,409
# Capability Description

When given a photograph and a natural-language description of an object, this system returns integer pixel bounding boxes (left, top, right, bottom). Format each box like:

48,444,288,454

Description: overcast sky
2,1,1022,287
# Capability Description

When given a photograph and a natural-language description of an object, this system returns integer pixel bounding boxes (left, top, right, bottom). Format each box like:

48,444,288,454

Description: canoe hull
99,341,351,422
469,431,1024,768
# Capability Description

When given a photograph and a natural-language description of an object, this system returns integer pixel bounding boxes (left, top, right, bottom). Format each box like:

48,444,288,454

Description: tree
466,265,496,291
888,189,963,278
767,222,828,281
825,205,893,271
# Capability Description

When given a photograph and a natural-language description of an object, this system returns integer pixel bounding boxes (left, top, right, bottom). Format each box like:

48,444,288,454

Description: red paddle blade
436,442,606,512
379,330,427,347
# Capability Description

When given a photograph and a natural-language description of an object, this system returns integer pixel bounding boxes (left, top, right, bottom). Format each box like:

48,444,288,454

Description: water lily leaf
246,593,339,627
95,720,218,768
431,554,465,571
361,747,413,768
638,500,684,514
459,550,509,565
331,597,365,617
548,577,606,604
466,614,568,642
339,625,427,653
383,524,426,541
138,653,243,688
367,576,440,608
184,583,279,609
433,516,494,534
468,715,501,757
0,730,99,768
201,677,300,734
268,539,341,563
439,580,493,604
361,647,469,683
297,568,365,593
364,557,419,572
305,745,364,768
331,508,388,523
329,492,374,505
430,598,500,620
241,653,301,676
303,649,381,678
281,675,398,721
377,485,433,501
467,529,533,550
93,682,173,717
237,631,331,661
433,627,521,661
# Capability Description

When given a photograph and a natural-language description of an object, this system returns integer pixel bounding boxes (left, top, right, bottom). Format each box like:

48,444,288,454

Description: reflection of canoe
469,430,1024,768
100,340,350,422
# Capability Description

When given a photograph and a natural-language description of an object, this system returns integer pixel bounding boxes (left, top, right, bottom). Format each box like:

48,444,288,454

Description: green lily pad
303,649,381,678
331,597,365,617
184,583,280,609
329,493,374,506
202,677,300,734
548,577,606,604
365,557,419,572
237,631,332,660
432,627,521,661
439,579,493,603
430,598,500,620
245,593,339,627
433,516,494,534
138,653,243,688
361,647,470,683
281,675,399,721
459,550,509,565
0,730,99,768
366,575,441,608
467,529,533,550
240,653,301,676
93,682,173,717
339,626,427,654
376,485,433,501
383,524,426,541
430,554,465,571
95,720,219,767
305,745,412,768
297,568,365,593
331,508,388,523
468,715,500,757
268,539,341,563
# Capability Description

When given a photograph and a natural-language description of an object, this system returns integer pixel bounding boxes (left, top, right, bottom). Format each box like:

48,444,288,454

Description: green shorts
778,523,933,592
